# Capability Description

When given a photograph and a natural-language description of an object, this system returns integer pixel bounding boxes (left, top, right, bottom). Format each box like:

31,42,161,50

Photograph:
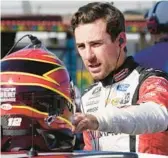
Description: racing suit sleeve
92,76,168,134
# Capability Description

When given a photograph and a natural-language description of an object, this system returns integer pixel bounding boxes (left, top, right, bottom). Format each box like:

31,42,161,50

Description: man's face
75,19,121,80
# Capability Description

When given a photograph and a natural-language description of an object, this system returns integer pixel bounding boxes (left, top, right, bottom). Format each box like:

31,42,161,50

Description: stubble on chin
87,66,108,80
91,72,106,81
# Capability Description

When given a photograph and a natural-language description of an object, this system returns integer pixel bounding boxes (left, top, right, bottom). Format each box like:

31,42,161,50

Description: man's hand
72,113,99,133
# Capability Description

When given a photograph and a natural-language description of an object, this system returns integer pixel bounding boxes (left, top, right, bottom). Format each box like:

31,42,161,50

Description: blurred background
1,0,159,91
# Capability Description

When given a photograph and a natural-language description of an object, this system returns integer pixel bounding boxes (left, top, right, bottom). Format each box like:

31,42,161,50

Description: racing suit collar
99,56,139,86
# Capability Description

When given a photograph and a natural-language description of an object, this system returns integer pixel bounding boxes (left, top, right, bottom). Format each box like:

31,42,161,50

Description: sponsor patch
86,100,99,106
86,107,98,113
111,98,121,106
117,84,130,91
120,93,130,104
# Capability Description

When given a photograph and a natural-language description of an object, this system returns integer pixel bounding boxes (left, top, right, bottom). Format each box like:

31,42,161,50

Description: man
134,1,168,72
70,2,168,155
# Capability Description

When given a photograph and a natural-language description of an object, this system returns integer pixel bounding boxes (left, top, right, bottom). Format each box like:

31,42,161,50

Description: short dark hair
70,2,125,41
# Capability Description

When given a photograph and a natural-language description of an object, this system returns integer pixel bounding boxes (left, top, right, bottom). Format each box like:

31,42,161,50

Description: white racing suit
81,57,168,155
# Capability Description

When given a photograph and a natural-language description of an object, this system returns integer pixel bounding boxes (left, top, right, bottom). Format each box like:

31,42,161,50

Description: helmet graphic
1,45,75,152
146,1,168,34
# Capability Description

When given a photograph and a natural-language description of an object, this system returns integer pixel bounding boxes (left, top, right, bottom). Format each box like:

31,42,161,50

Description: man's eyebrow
76,39,103,45
76,42,84,46
89,40,103,44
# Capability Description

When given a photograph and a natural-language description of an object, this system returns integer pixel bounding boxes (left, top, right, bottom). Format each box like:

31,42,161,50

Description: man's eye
77,45,85,49
92,43,102,47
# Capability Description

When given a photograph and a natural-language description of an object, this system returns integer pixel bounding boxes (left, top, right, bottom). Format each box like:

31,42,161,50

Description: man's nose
85,47,95,61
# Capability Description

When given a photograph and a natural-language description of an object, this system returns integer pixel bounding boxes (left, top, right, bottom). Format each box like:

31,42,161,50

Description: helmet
0,46,75,152
146,1,168,34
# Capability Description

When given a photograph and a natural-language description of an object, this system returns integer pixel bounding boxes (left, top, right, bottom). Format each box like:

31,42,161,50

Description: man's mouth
89,63,101,68
88,63,101,73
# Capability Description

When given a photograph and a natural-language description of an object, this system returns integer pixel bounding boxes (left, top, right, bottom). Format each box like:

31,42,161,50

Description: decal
90,131,121,139
0,88,16,102
8,117,22,126
1,103,12,110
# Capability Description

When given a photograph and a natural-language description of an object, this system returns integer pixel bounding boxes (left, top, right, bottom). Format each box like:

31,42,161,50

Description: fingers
74,117,89,133
72,113,88,133
72,112,85,126
72,113,99,133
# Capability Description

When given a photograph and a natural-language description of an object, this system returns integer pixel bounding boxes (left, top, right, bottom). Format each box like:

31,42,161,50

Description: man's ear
119,38,124,46
118,32,126,48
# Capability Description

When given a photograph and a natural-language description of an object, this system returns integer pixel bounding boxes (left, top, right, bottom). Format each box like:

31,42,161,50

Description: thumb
72,113,85,126
85,114,99,130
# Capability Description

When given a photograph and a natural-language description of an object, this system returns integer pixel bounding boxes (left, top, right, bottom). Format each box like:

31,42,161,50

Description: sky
1,0,158,15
